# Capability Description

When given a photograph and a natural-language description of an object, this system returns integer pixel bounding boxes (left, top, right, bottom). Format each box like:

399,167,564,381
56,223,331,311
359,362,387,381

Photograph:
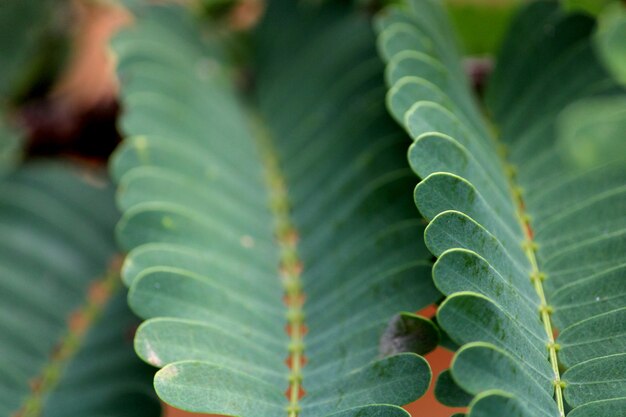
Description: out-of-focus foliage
445,0,521,55
0,0,71,105
595,2,626,85
0,118,21,177
565,0,615,15
0,161,160,417
557,96,626,169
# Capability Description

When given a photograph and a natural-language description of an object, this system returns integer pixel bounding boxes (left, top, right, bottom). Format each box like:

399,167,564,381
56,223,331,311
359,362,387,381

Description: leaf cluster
0,0,624,416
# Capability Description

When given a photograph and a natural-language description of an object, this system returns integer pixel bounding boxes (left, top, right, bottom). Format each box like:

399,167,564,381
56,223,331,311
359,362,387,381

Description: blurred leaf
445,0,521,55
557,95,626,169
0,0,71,104
198,0,238,16
565,0,614,16
595,2,626,85
0,118,21,176
0,162,159,416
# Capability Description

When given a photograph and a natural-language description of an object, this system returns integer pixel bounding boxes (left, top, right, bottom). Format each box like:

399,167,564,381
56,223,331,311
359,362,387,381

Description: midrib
253,116,306,417
500,145,565,417
15,260,121,417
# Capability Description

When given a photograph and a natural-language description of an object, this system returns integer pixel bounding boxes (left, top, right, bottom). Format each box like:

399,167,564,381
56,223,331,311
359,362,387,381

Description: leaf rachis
256,116,307,417
507,148,566,417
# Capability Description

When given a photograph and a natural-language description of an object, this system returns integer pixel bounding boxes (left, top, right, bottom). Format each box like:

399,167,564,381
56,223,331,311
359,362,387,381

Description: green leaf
377,0,626,416
325,405,412,417
556,96,626,169
379,312,440,357
435,369,472,407
567,398,626,417
0,162,159,416
594,3,626,85
112,2,438,416
0,0,70,104
565,0,614,16
467,391,528,417
431,316,460,351
0,117,21,176
444,0,521,55
563,353,626,407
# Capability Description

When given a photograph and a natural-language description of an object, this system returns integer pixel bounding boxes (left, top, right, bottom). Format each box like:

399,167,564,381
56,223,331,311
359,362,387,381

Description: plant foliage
0,119,21,177
0,160,159,416
377,0,626,416
0,0,69,104
111,1,441,416
0,0,623,415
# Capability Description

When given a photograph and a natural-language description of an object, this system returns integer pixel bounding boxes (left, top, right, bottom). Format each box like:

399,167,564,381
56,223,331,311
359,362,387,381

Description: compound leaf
112,2,439,416
377,0,626,416
0,162,159,416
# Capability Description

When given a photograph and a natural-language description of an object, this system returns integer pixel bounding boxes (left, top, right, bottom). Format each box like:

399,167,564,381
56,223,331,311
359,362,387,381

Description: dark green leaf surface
0,0,69,104
434,369,472,407
595,3,626,86
112,2,438,416
377,0,626,416
0,162,158,416
444,1,520,55
0,118,21,176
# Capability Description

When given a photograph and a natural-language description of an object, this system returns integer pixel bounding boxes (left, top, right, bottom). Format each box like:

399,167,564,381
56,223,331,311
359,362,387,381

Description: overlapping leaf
0,161,159,416
111,2,439,416
377,1,626,416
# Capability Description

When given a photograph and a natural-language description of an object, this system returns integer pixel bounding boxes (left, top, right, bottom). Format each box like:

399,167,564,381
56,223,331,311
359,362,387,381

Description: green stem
254,116,306,417
16,260,121,417
505,156,566,417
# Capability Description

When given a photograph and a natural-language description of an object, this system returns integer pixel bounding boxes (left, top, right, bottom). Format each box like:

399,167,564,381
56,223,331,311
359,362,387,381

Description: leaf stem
506,158,565,417
14,259,122,417
254,116,306,417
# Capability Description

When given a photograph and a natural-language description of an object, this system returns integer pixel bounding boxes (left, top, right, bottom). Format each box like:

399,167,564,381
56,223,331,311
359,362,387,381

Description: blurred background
2,0,525,164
